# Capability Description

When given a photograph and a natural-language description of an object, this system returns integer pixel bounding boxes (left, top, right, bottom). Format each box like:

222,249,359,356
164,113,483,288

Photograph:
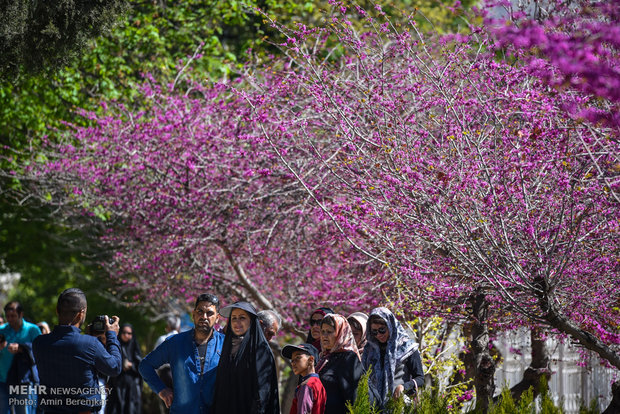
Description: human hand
393,384,405,399
106,316,120,335
7,343,20,354
158,388,173,408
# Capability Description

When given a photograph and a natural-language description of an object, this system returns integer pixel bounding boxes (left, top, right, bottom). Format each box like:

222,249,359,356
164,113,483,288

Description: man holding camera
33,288,122,413
139,293,224,414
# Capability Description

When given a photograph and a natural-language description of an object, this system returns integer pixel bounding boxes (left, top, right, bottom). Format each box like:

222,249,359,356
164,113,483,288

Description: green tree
0,0,127,79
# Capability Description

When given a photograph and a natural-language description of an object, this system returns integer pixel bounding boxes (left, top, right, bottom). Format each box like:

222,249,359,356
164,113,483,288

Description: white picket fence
494,329,618,412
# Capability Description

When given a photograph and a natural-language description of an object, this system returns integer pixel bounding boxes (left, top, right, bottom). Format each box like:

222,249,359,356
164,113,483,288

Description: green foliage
538,376,563,414
0,0,128,79
484,387,535,414
347,367,452,414
347,369,381,414
0,196,163,349
348,368,582,414
387,291,473,412
473,378,565,414
578,398,600,414
356,0,478,34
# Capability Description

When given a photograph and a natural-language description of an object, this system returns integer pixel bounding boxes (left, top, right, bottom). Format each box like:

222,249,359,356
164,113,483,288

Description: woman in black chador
213,301,280,414
106,323,142,414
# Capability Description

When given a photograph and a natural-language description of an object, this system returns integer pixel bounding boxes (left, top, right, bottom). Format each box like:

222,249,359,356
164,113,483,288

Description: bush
347,371,592,414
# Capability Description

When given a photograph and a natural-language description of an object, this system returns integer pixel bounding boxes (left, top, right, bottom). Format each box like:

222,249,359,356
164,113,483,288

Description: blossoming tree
242,2,619,408
24,0,619,409
27,78,389,334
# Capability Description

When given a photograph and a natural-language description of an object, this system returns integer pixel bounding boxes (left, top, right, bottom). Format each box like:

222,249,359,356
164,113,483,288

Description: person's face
349,319,363,347
320,323,337,351
193,302,218,334
263,321,279,342
120,327,133,343
310,313,323,340
230,308,251,336
370,323,389,344
290,350,313,376
5,309,22,327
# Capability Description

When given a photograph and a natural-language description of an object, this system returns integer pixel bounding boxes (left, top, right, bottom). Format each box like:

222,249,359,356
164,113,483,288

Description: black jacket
6,343,38,385
318,351,362,414
213,302,279,414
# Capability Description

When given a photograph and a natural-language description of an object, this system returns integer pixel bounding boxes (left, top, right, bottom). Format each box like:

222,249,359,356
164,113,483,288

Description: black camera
90,315,114,335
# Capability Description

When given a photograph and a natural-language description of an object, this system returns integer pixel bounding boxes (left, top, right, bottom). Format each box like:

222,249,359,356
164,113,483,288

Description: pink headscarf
347,312,368,353
316,314,360,372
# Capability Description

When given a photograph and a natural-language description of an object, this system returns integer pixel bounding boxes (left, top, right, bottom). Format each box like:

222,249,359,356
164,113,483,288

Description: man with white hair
257,310,281,342
154,315,181,349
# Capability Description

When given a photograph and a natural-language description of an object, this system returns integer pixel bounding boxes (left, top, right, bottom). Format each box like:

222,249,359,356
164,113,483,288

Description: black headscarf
107,323,142,414
305,307,334,352
213,302,280,414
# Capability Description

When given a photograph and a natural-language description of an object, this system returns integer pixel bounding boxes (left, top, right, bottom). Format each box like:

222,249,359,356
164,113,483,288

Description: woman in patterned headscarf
316,314,362,414
362,307,424,409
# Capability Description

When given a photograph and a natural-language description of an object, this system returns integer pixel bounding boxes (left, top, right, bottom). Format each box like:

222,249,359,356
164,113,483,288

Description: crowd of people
0,289,424,414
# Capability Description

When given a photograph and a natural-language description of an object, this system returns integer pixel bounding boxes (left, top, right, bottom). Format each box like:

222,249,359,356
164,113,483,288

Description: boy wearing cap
282,343,326,414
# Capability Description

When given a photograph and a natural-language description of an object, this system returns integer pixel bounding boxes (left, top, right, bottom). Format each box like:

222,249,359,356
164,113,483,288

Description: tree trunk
602,380,620,414
281,371,299,414
534,276,620,370
507,328,550,402
470,291,495,413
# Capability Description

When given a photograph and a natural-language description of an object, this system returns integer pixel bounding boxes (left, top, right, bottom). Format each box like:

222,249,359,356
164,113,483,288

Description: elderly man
257,310,281,342
139,293,224,414
154,315,181,349
0,301,41,414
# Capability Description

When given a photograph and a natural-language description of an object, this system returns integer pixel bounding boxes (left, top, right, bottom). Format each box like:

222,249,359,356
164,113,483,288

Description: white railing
494,329,618,412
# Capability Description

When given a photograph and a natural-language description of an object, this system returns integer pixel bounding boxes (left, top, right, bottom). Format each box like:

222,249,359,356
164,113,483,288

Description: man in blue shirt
33,288,122,413
139,293,224,414
0,301,41,414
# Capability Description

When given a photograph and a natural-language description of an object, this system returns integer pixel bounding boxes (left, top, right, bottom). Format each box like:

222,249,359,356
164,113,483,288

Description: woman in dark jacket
106,323,142,414
362,307,424,409
305,307,334,353
213,301,279,414
316,314,362,414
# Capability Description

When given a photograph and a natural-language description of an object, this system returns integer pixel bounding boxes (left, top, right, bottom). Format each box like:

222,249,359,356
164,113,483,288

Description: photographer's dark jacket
33,325,122,412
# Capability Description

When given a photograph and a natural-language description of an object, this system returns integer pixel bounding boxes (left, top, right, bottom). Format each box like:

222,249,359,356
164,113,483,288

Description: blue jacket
139,329,224,414
33,325,122,412
0,320,41,383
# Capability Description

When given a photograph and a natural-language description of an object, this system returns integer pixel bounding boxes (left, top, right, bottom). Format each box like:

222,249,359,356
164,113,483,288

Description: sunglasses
310,319,323,326
370,327,388,336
